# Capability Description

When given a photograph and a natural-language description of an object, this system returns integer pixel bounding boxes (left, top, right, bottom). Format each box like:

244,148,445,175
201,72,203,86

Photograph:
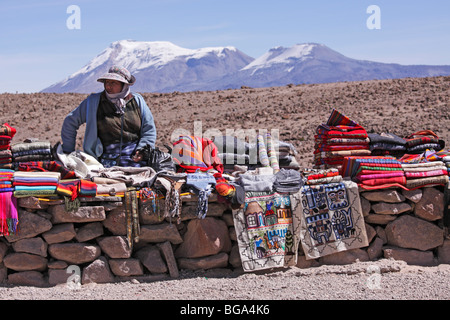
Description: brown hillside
2,76,450,168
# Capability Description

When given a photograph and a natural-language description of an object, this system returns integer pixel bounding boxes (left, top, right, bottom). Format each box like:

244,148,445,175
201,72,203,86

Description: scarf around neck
105,84,131,114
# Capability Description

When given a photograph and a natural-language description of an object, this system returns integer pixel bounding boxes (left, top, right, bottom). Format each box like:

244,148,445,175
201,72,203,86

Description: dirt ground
0,260,448,301
1,76,450,302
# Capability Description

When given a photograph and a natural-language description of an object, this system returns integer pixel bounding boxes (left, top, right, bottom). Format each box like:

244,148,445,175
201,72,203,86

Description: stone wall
0,185,449,287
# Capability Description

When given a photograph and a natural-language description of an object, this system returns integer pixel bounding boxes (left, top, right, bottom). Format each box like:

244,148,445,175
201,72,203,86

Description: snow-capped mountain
209,43,450,90
42,41,450,93
42,40,254,93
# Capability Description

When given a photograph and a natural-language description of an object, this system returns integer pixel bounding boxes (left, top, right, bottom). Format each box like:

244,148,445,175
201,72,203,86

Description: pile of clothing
368,132,407,157
405,130,445,154
11,140,53,166
341,156,406,190
314,109,370,170
0,123,16,169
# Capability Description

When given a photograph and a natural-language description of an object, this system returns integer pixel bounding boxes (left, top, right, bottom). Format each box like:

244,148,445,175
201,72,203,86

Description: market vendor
60,66,156,167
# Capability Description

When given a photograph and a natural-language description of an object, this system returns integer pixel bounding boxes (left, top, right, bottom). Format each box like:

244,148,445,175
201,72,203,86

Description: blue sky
1,0,450,93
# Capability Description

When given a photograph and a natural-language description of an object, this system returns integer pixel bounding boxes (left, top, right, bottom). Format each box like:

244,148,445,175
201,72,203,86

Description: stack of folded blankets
0,123,16,169
214,134,299,173
313,109,370,170
368,132,407,157
341,156,406,190
400,161,449,189
302,168,343,185
405,130,445,154
11,140,53,166
12,171,61,198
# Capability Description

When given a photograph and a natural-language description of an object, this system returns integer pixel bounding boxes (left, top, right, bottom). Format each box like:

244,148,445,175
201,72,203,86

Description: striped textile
257,134,270,167
0,191,18,235
326,108,359,127
172,136,223,174
0,123,17,138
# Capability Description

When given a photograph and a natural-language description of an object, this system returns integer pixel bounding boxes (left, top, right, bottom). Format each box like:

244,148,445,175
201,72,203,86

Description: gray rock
364,213,397,225
109,258,144,277
362,189,405,203
49,205,106,224
401,188,423,203
414,187,445,221
42,223,76,244
12,237,47,257
5,209,52,242
177,252,229,270
175,217,231,259
367,237,384,260
157,241,179,278
385,215,444,251
102,207,127,235
437,240,450,264
3,252,47,272
383,246,437,266
371,202,412,215
139,222,183,244
75,222,104,242
8,271,47,287
48,243,101,264
97,236,132,259
82,256,115,284
135,245,168,274
319,248,369,265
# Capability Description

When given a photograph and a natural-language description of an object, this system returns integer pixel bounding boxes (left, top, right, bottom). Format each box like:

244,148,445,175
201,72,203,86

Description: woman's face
104,80,124,94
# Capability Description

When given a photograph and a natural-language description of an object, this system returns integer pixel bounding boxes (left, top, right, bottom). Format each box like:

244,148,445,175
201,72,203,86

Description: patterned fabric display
298,180,368,260
232,191,302,271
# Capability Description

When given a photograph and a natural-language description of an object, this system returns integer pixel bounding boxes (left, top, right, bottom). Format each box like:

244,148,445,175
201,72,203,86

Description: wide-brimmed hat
97,66,136,85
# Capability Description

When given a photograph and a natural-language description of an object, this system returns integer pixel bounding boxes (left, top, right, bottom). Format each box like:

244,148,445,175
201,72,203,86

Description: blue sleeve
135,94,157,149
61,97,88,153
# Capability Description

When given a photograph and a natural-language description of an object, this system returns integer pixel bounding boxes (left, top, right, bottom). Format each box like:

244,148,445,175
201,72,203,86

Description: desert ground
1,76,449,301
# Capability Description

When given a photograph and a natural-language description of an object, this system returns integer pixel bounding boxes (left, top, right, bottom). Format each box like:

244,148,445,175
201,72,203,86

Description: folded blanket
11,141,51,153
17,161,76,179
307,175,343,185
0,136,12,145
357,171,405,181
405,175,449,189
404,169,448,178
368,132,406,146
315,136,370,146
359,176,407,187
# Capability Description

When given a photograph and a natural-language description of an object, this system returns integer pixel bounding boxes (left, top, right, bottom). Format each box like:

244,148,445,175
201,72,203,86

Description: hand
132,150,143,162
